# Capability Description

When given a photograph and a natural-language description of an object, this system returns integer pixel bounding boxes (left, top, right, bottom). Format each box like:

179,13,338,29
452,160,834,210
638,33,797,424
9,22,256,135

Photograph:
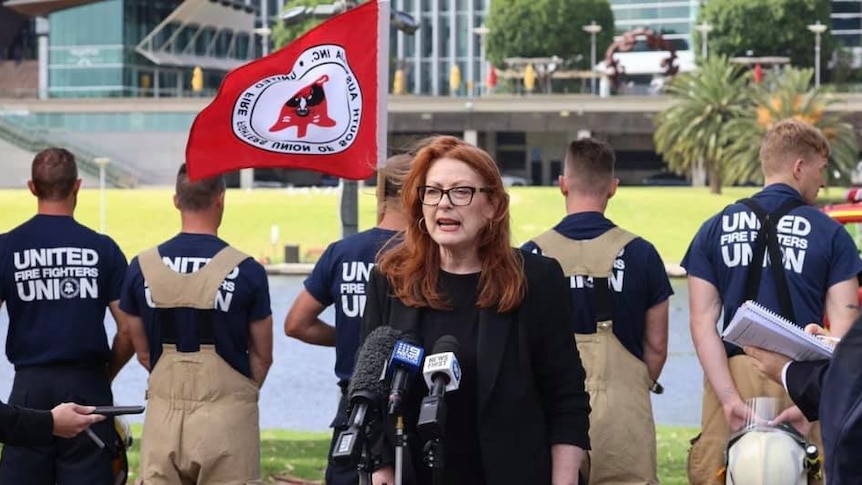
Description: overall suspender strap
138,245,251,346
531,227,637,328
737,198,805,323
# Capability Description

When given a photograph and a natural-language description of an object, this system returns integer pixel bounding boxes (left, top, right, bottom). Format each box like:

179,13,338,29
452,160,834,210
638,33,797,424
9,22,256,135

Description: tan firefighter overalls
136,246,263,485
533,227,658,485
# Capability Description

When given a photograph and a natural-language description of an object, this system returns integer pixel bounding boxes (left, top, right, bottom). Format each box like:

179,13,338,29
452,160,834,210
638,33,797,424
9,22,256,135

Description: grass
0,185,850,264
1,185,825,264
123,424,700,483
1,185,848,265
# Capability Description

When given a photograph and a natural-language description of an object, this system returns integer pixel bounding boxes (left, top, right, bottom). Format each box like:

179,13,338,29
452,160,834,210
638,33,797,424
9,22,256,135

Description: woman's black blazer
362,250,591,485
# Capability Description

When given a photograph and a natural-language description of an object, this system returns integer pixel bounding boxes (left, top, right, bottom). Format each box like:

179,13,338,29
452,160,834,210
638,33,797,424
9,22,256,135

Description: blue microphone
386,336,424,416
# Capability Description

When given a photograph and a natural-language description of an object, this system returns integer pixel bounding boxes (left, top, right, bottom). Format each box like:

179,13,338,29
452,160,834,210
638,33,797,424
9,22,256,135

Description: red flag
186,0,388,181
487,66,497,89
753,63,763,84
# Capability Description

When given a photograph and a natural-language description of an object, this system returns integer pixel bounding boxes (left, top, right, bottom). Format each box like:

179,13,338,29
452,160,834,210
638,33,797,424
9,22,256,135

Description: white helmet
725,427,807,485
723,397,817,485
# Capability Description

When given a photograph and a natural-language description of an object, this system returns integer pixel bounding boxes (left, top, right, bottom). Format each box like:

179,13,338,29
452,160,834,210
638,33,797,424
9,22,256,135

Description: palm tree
723,67,858,186
654,56,752,194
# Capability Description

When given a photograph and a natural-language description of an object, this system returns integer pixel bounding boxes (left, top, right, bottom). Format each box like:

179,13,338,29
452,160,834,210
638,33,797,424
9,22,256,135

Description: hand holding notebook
721,300,833,361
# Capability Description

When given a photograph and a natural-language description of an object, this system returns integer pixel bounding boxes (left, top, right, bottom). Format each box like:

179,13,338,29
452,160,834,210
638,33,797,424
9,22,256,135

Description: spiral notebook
721,300,833,361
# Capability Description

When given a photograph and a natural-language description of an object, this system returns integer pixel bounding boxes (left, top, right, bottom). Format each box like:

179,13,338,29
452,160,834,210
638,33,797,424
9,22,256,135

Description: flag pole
377,0,390,171
340,0,390,239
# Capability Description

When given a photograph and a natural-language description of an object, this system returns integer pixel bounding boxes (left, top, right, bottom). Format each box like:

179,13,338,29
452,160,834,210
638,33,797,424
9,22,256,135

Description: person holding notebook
681,119,862,484
745,317,862,484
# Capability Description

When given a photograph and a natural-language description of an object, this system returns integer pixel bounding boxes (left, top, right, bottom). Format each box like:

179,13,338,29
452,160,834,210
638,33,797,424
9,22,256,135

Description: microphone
331,326,401,465
386,335,425,416
417,335,461,441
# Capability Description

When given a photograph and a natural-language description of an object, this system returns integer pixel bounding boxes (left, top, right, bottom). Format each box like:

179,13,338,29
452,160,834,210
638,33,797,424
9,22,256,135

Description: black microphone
386,335,425,416
417,335,461,440
331,326,401,465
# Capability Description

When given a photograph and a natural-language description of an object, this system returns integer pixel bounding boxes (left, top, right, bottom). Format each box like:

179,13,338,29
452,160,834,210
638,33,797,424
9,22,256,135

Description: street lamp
94,157,109,234
582,21,602,96
474,25,490,97
695,21,713,61
807,20,828,88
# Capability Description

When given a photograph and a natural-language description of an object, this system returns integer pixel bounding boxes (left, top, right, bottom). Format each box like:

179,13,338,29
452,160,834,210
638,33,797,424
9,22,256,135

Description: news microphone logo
422,352,461,393
390,340,424,371
387,338,424,416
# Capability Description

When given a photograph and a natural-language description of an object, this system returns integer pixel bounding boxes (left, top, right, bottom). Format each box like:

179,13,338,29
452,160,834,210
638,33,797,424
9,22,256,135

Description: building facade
609,0,700,50
832,0,862,46
390,0,488,96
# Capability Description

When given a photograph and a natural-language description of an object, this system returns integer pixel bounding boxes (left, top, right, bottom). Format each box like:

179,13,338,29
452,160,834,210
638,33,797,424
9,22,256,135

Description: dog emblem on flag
231,44,363,155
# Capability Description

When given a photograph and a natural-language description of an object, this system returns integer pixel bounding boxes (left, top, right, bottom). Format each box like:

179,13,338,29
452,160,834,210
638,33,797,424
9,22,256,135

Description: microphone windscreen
349,326,401,398
431,335,459,356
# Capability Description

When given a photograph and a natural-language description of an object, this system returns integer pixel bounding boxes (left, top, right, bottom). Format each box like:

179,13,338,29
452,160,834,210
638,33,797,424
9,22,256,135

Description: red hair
377,136,526,312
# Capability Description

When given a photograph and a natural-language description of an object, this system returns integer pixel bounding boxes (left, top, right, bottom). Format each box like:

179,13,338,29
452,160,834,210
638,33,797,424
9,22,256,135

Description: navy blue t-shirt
682,184,862,356
119,233,271,378
522,212,673,360
304,227,399,382
0,215,128,367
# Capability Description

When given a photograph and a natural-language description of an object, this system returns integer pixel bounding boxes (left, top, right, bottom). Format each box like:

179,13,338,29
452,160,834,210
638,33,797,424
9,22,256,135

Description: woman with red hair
363,136,590,485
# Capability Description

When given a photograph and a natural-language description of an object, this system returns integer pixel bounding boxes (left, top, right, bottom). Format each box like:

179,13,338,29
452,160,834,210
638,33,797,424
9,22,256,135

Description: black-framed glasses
418,186,492,206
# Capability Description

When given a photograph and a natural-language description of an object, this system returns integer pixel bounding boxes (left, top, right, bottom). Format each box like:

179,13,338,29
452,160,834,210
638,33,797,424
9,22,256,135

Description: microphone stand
394,415,406,485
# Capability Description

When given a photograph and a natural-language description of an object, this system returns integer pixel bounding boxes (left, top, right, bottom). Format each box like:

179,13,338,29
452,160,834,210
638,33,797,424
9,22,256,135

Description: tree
485,0,614,71
696,0,833,71
723,67,859,186
271,0,334,50
653,56,752,195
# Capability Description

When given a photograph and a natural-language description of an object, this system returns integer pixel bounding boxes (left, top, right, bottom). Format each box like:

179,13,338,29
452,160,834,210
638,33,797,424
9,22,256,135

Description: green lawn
0,185,849,264
120,424,698,484
4,185,833,264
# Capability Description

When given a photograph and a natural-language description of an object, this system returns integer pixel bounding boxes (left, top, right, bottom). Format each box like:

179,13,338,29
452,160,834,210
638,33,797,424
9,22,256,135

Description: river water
0,277,701,431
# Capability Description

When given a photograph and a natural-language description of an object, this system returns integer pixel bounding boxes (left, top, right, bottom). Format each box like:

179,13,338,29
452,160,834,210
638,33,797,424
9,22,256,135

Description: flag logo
232,44,363,155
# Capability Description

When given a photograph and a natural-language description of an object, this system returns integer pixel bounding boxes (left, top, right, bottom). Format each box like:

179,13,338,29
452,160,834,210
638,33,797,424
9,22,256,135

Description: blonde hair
760,119,830,177
376,154,413,222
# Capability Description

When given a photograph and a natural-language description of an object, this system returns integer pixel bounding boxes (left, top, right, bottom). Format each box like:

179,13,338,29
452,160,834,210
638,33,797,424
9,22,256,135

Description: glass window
440,0,450,12
456,14,469,57
657,7,691,19
50,67,124,98
235,33,251,59
833,1,862,15
420,60,432,94
497,149,526,172
175,24,196,54
835,17,862,31
215,30,231,58
421,16,433,56
439,60,450,95
195,27,216,56
496,132,526,145
404,33,416,57
439,16,450,56
51,0,122,46
155,24,177,51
